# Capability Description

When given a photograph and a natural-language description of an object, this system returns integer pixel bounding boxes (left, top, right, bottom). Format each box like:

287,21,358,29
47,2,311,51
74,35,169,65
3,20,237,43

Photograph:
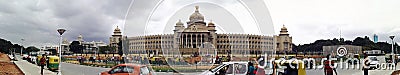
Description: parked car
29,56,37,64
201,61,278,75
99,64,152,75
367,56,380,69
22,54,29,60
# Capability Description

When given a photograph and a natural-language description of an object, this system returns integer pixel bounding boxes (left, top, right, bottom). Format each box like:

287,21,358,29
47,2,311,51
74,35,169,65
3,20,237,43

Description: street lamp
57,28,66,75
390,35,395,65
21,39,24,56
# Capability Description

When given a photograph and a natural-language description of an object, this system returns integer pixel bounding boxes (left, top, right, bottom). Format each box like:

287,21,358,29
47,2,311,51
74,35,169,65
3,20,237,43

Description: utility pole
57,28,66,75
21,39,24,56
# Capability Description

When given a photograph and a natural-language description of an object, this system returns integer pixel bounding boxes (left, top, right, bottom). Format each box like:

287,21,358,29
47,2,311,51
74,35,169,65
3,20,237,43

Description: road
60,62,110,75
60,62,201,75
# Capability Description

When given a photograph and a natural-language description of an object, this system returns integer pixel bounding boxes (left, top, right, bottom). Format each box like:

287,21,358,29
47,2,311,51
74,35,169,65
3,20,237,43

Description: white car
22,54,29,60
367,56,379,69
201,62,249,75
29,56,37,64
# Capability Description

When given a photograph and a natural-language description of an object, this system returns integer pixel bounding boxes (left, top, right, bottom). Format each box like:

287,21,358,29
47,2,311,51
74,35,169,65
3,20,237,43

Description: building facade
127,6,275,57
274,25,293,53
61,39,71,54
75,35,108,54
110,26,123,53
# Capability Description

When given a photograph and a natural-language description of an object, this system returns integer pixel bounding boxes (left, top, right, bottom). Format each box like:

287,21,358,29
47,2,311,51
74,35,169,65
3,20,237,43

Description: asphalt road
60,62,110,75
60,62,201,75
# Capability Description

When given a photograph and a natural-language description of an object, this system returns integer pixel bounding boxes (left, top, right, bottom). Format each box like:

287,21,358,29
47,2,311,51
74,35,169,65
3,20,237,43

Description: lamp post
21,39,24,56
57,29,66,75
390,35,395,65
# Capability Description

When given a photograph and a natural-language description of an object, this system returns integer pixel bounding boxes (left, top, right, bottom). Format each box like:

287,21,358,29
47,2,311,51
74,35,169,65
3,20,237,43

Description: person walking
39,54,47,75
248,62,256,75
324,54,337,75
363,53,369,75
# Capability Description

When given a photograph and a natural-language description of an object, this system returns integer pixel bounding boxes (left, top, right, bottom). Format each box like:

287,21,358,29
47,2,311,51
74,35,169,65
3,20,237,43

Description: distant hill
293,36,399,54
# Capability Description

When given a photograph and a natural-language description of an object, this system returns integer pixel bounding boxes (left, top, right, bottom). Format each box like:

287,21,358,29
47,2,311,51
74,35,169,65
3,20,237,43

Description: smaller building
363,50,385,55
40,45,58,55
323,45,362,57
75,35,108,54
274,25,292,53
61,39,71,54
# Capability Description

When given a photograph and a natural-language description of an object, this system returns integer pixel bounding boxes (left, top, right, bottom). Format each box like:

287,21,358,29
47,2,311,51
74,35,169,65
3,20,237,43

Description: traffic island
0,53,24,75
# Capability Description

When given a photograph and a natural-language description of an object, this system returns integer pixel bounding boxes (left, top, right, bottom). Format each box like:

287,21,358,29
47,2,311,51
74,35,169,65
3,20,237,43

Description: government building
110,6,293,57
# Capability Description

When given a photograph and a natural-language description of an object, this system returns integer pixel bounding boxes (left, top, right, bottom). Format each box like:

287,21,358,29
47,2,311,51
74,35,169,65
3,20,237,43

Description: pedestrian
247,62,256,75
324,54,337,75
363,53,369,75
39,54,47,75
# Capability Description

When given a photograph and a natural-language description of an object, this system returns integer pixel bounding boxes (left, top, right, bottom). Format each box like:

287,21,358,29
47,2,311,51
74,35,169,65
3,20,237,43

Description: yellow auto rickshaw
149,56,166,65
46,56,59,71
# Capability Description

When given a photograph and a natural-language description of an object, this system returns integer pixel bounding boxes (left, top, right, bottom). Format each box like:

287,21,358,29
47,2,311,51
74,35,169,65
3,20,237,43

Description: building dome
189,6,204,22
114,26,121,31
176,19,184,25
208,20,215,26
78,34,83,38
281,25,287,30
279,24,289,36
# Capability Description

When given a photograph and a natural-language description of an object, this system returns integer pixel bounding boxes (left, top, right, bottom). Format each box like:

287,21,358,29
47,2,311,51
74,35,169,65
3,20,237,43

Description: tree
118,38,124,56
99,46,112,54
11,44,23,54
25,46,40,53
294,36,400,54
99,46,115,57
70,41,83,54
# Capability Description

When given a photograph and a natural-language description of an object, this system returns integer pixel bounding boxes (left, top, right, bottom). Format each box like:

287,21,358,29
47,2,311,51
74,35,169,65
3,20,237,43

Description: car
201,62,249,75
29,56,37,64
202,61,272,75
367,56,379,69
99,64,152,75
22,54,29,60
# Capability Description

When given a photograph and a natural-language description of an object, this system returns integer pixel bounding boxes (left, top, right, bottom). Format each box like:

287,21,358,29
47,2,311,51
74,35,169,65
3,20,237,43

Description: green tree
99,46,112,54
24,46,40,53
69,41,83,53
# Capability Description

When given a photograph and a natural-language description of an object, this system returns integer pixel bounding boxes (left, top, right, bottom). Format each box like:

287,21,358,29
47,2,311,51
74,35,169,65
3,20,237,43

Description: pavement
14,55,57,75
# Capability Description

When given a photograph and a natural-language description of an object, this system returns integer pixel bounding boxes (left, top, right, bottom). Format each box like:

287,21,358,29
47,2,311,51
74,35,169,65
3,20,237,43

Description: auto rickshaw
149,56,166,65
46,56,59,71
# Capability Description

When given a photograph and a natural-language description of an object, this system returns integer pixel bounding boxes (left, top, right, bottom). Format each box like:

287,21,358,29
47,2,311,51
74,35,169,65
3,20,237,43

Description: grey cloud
0,0,133,47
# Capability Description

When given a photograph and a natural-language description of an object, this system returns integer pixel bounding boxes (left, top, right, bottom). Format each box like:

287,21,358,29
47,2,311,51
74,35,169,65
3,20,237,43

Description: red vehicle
99,64,152,75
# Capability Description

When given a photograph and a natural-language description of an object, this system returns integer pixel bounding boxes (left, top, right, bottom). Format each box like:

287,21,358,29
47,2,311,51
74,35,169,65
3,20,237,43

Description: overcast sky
0,0,399,47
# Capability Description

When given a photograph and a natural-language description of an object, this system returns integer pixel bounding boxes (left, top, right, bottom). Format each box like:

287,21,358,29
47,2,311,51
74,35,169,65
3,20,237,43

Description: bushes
151,66,206,72
77,62,115,68
151,66,174,72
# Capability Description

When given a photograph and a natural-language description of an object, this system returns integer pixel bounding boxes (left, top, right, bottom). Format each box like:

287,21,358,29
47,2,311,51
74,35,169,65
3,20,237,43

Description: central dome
189,6,204,22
